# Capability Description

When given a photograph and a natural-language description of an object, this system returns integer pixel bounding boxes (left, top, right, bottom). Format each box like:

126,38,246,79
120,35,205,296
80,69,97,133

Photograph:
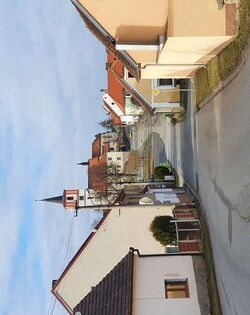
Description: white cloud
0,0,107,314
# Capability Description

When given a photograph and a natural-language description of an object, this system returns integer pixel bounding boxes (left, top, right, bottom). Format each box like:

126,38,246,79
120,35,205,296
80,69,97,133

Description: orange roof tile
88,154,107,193
107,52,125,112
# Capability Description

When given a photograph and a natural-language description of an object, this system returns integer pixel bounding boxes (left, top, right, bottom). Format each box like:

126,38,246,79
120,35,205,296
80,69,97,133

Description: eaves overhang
71,0,140,80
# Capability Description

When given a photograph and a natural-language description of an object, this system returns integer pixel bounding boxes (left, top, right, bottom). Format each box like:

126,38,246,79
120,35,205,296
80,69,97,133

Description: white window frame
154,78,175,90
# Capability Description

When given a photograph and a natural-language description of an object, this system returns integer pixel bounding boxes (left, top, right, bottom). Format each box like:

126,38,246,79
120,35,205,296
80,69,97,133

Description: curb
197,42,250,111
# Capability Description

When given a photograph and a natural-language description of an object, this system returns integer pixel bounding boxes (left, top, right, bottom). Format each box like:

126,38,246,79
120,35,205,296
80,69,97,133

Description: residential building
87,132,130,193
71,0,237,79
107,151,129,173
87,133,109,193
103,52,143,124
73,249,210,315
51,201,203,313
104,52,183,115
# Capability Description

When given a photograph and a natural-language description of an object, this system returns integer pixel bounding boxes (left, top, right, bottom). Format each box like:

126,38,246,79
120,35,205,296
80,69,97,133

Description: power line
46,216,76,315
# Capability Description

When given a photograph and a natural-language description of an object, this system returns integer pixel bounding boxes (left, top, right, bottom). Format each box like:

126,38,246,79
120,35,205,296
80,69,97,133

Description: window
79,196,84,200
67,196,74,201
128,72,134,78
158,79,174,86
117,157,121,160
108,157,112,161
165,279,189,299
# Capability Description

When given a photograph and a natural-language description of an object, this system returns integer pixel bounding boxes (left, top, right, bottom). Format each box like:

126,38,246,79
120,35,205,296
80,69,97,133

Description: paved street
170,54,250,315
131,53,250,315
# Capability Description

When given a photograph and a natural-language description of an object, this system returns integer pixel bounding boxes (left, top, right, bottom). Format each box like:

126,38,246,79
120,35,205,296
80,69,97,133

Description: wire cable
46,215,76,315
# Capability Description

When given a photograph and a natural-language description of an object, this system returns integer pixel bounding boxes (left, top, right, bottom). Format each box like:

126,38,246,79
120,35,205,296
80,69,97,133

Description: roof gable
72,0,140,80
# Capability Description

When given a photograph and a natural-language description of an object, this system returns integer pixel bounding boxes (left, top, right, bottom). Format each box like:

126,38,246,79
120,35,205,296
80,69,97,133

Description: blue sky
0,0,106,314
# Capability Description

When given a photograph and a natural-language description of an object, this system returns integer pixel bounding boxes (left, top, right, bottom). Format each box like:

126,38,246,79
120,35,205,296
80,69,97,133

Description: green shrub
150,215,176,246
153,166,171,179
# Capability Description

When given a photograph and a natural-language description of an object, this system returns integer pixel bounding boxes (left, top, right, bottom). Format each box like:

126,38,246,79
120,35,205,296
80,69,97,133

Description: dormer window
67,196,74,201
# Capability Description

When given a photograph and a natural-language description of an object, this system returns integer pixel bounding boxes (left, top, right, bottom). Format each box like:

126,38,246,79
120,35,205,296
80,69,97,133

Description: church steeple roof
77,161,89,166
38,195,63,204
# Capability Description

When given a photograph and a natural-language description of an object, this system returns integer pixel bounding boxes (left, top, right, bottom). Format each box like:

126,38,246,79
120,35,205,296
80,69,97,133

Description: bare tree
89,162,137,202
99,118,117,132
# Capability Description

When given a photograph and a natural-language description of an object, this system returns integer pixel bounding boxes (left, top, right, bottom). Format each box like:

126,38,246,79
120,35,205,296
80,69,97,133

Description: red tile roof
105,52,125,124
88,134,111,192
88,154,107,193
107,52,124,108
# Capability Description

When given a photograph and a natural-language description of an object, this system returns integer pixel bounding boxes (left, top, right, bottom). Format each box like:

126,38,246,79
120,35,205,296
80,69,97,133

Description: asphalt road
171,54,250,315
130,56,250,314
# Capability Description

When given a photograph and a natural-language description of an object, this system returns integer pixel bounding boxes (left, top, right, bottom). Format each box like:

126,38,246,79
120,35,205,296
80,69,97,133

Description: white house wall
158,36,233,65
107,151,129,172
54,205,173,311
133,255,201,315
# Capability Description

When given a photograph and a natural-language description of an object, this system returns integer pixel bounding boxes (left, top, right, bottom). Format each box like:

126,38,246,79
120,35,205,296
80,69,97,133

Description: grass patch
195,0,250,107
195,198,222,315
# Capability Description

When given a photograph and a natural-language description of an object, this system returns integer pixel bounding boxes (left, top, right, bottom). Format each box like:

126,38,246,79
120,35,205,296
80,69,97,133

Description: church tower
39,188,110,210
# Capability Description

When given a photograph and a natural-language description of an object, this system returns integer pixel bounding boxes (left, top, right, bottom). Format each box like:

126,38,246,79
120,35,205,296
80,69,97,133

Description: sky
0,1,106,314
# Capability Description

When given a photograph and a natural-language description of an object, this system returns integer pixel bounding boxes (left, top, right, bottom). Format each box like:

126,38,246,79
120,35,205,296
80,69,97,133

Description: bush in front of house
153,165,171,180
150,215,176,246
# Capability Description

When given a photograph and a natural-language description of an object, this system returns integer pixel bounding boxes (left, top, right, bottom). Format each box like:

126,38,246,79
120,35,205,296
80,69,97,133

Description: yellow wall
77,0,234,78
79,0,168,42
168,0,226,36
159,36,233,65
126,70,180,104
127,50,158,64
126,76,152,103
154,85,180,104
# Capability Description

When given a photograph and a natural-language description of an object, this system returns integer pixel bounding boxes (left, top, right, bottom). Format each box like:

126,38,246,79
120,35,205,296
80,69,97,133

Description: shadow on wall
216,0,224,9
115,25,167,42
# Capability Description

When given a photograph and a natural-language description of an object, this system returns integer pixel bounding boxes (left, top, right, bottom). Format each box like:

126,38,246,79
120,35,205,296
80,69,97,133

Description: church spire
77,161,89,166
37,195,63,204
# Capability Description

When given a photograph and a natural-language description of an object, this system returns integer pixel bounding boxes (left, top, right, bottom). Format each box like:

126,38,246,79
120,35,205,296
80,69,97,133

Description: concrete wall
133,255,202,315
54,205,173,311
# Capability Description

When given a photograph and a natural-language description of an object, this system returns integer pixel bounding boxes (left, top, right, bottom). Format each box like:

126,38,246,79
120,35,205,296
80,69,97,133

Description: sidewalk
129,84,196,188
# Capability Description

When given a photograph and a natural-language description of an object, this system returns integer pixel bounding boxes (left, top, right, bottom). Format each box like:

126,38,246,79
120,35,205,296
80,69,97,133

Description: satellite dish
75,312,81,315
139,197,154,205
